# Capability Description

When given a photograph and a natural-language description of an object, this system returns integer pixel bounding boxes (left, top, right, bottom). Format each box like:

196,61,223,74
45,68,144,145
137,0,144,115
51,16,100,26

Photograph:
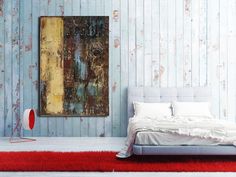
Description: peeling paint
129,45,142,58
28,64,36,79
29,13,32,21
112,82,117,92
159,65,165,80
59,5,64,16
12,97,21,136
200,39,205,45
153,68,159,81
113,10,119,22
12,39,18,46
12,98,20,112
12,3,19,17
183,70,191,82
184,0,190,15
25,36,32,51
129,51,134,61
33,80,38,91
222,80,226,90
114,38,120,48
153,65,165,82
15,80,20,96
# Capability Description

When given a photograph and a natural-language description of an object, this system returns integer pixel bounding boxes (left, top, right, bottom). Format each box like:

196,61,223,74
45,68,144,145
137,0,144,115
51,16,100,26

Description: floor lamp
10,109,36,143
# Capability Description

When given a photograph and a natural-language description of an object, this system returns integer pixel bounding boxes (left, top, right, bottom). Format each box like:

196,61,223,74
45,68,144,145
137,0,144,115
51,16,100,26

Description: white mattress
134,131,224,146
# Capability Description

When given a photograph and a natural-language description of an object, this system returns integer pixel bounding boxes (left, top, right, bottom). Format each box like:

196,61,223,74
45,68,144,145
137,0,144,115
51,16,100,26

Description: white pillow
172,101,213,118
133,102,172,118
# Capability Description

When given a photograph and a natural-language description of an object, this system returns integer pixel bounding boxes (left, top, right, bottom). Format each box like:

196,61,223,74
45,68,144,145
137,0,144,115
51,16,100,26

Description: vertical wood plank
207,0,220,118
199,0,207,87
104,0,112,137
46,0,57,137
159,0,168,87
176,0,184,87
120,0,129,136
72,0,81,137
39,0,49,136
191,0,200,87
80,0,89,136
4,0,12,136
227,0,236,122
167,0,176,87
19,0,24,137
144,0,152,86
111,0,121,136
22,0,32,137
87,0,97,137
151,0,160,87
32,0,40,136
183,0,192,87
219,0,228,120
58,0,68,137
0,0,5,136
12,0,20,136
96,0,105,137
136,0,144,87
128,0,136,87
63,0,73,137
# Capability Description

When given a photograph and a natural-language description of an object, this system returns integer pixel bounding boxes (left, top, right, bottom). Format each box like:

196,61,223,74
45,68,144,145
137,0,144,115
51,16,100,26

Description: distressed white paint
0,0,236,137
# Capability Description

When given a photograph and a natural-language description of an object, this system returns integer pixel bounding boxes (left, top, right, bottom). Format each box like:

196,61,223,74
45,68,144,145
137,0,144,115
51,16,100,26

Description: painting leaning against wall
39,16,109,117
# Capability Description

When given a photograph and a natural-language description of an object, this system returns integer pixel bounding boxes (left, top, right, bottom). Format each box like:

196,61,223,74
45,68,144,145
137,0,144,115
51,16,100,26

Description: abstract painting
39,16,109,116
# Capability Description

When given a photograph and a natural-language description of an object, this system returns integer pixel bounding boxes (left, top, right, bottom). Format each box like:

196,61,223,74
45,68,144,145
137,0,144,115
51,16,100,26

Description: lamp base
9,137,36,143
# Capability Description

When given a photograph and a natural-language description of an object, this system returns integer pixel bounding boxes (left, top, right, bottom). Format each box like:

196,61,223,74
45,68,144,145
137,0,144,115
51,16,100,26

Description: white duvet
117,116,236,158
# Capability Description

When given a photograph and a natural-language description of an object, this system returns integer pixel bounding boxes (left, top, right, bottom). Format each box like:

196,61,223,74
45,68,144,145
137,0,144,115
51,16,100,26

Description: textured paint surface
40,17,64,115
40,16,109,116
0,0,236,137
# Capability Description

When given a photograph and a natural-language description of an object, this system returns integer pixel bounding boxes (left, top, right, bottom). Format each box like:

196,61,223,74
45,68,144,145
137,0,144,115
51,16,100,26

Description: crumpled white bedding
117,116,236,158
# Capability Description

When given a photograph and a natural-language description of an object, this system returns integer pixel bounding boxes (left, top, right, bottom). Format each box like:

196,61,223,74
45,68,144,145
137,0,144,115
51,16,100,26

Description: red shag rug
1,151,236,172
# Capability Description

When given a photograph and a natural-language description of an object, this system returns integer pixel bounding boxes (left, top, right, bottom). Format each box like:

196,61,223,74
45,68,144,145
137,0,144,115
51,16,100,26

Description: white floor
0,137,125,152
0,137,236,177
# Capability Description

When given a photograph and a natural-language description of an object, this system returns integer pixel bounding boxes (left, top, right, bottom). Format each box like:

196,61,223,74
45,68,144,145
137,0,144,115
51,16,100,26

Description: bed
118,87,236,157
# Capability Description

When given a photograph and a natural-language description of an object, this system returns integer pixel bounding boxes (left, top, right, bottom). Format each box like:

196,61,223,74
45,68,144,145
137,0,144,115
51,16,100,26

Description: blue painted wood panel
0,0,5,136
4,0,13,136
1,0,236,137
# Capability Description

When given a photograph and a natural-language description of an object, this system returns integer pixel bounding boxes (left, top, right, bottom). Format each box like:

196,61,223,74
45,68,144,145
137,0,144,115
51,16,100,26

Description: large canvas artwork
39,16,109,116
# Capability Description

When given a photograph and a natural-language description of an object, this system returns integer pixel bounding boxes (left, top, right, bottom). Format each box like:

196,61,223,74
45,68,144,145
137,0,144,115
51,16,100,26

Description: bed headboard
127,87,211,118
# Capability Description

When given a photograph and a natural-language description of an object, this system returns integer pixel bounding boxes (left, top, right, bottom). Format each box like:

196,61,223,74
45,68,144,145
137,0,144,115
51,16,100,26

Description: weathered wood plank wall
0,0,236,137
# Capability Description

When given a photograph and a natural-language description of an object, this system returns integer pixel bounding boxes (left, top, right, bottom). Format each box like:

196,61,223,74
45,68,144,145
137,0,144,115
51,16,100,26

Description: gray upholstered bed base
133,145,236,155
128,87,236,155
